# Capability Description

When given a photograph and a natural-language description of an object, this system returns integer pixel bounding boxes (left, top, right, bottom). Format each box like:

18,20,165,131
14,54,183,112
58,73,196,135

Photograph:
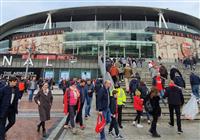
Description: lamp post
103,24,111,80
25,47,32,79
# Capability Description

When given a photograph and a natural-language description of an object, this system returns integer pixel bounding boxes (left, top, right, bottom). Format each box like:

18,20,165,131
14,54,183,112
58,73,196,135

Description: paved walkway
6,89,64,140
59,96,200,140
5,89,200,140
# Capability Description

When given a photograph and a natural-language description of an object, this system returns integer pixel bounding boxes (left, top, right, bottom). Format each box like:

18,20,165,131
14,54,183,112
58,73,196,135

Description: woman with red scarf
63,81,80,134
152,73,166,105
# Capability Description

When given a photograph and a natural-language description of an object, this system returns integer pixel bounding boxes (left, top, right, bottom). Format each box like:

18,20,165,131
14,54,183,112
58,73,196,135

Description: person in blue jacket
0,76,21,140
76,79,87,130
97,80,112,140
85,79,94,119
190,72,200,101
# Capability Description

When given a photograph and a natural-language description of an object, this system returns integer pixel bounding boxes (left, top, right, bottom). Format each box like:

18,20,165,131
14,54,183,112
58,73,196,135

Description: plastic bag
95,114,106,133
182,95,199,120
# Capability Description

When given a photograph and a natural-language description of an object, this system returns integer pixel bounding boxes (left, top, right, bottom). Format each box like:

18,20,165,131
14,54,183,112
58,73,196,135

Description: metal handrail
98,56,114,90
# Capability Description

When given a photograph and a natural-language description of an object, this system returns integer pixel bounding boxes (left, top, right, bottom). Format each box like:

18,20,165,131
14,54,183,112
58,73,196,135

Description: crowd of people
0,56,200,140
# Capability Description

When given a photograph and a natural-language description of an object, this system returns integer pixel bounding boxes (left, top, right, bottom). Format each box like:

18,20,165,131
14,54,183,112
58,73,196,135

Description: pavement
5,89,200,140
6,89,64,140
58,92,200,140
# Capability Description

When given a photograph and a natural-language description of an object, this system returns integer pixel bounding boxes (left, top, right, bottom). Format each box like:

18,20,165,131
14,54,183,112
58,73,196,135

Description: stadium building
0,6,200,81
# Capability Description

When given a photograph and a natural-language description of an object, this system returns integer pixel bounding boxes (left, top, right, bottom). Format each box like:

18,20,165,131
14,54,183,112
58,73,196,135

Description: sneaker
37,124,40,132
132,121,136,126
136,124,143,128
85,116,88,120
177,130,183,134
152,133,161,138
42,130,47,137
115,134,124,139
108,131,115,137
148,129,153,134
168,122,174,127
63,125,70,129
119,125,123,129
80,125,85,130
147,120,151,124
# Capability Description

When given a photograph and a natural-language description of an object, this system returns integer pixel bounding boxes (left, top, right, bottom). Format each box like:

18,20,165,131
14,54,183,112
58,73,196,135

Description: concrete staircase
121,64,200,121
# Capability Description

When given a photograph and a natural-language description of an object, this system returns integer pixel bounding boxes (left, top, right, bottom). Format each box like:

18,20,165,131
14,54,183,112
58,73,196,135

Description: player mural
11,29,65,54
155,34,200,59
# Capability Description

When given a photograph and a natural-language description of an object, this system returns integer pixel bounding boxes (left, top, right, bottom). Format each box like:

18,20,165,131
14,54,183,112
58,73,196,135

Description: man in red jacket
109,64,119,84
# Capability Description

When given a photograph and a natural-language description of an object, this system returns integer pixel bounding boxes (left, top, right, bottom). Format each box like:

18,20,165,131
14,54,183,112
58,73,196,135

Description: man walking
0,76,21,140
190,72,200,102
97,80,112,140
114,83,126,129
164,81,184,134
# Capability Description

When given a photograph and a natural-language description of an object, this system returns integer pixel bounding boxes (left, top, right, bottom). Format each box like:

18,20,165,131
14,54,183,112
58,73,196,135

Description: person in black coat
34,82,53,137
173,73,186,89
108,90,124,139
170,66,183,80
148,87,161,138
97,80,112,140
0,76,21,140
159,64,168,80
94,78,103,111
76,79,86,129
164,81,184,134
190,72,200,100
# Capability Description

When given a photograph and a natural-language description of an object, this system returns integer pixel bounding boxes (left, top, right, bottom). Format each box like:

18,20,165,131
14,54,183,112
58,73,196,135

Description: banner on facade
155,34,200,59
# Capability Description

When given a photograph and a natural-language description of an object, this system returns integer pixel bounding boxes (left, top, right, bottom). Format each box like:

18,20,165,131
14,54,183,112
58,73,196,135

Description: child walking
132,90,144,128
108,90,124,139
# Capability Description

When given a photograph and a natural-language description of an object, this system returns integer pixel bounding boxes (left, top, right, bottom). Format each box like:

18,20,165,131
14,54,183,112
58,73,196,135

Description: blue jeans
100,109,111,140
28,89,35,101
85,96,92,117
192,85,200,99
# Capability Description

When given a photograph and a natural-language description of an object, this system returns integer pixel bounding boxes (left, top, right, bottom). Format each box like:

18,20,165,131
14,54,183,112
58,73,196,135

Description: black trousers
38,121,45,131
134,111,142,124
0,118,6,140
117,105,123,127
109,116,119,136
150,115,158,135
169,104,182,131
65,105,76,128
5,110,16,133
76,102,84,126
119,73,123,81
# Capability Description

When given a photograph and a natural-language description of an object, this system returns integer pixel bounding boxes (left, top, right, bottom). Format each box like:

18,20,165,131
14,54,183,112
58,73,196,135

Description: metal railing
98,56,114,90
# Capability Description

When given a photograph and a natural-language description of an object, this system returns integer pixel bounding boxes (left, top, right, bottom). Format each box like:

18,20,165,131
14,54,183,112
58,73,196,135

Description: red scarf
156,76,163,91
169,82,175,87
63,88,81,115
63,89,69,115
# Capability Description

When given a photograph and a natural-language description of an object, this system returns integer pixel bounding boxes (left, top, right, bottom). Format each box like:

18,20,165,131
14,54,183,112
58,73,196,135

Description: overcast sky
0,0,200,25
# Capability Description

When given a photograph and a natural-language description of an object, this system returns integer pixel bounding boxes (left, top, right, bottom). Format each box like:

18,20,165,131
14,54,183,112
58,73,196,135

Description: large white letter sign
2,56,13,66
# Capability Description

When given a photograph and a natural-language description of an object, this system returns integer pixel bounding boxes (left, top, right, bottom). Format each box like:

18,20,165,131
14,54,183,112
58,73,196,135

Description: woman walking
148,87,161,138
34,82,53,137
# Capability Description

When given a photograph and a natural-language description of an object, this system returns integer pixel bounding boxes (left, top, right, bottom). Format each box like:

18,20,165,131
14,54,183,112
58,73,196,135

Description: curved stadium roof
1,6,200,35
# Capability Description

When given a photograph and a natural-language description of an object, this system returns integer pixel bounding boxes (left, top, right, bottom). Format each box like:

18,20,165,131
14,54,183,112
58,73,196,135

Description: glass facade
63,31,156,58
0,40,10,53
1,20,200,39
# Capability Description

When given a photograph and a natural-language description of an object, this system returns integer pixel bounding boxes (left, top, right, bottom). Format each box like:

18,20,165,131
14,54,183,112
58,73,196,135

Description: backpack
19,82,25,91
145,96,153,113
130,79,139,93
174,76,185,88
